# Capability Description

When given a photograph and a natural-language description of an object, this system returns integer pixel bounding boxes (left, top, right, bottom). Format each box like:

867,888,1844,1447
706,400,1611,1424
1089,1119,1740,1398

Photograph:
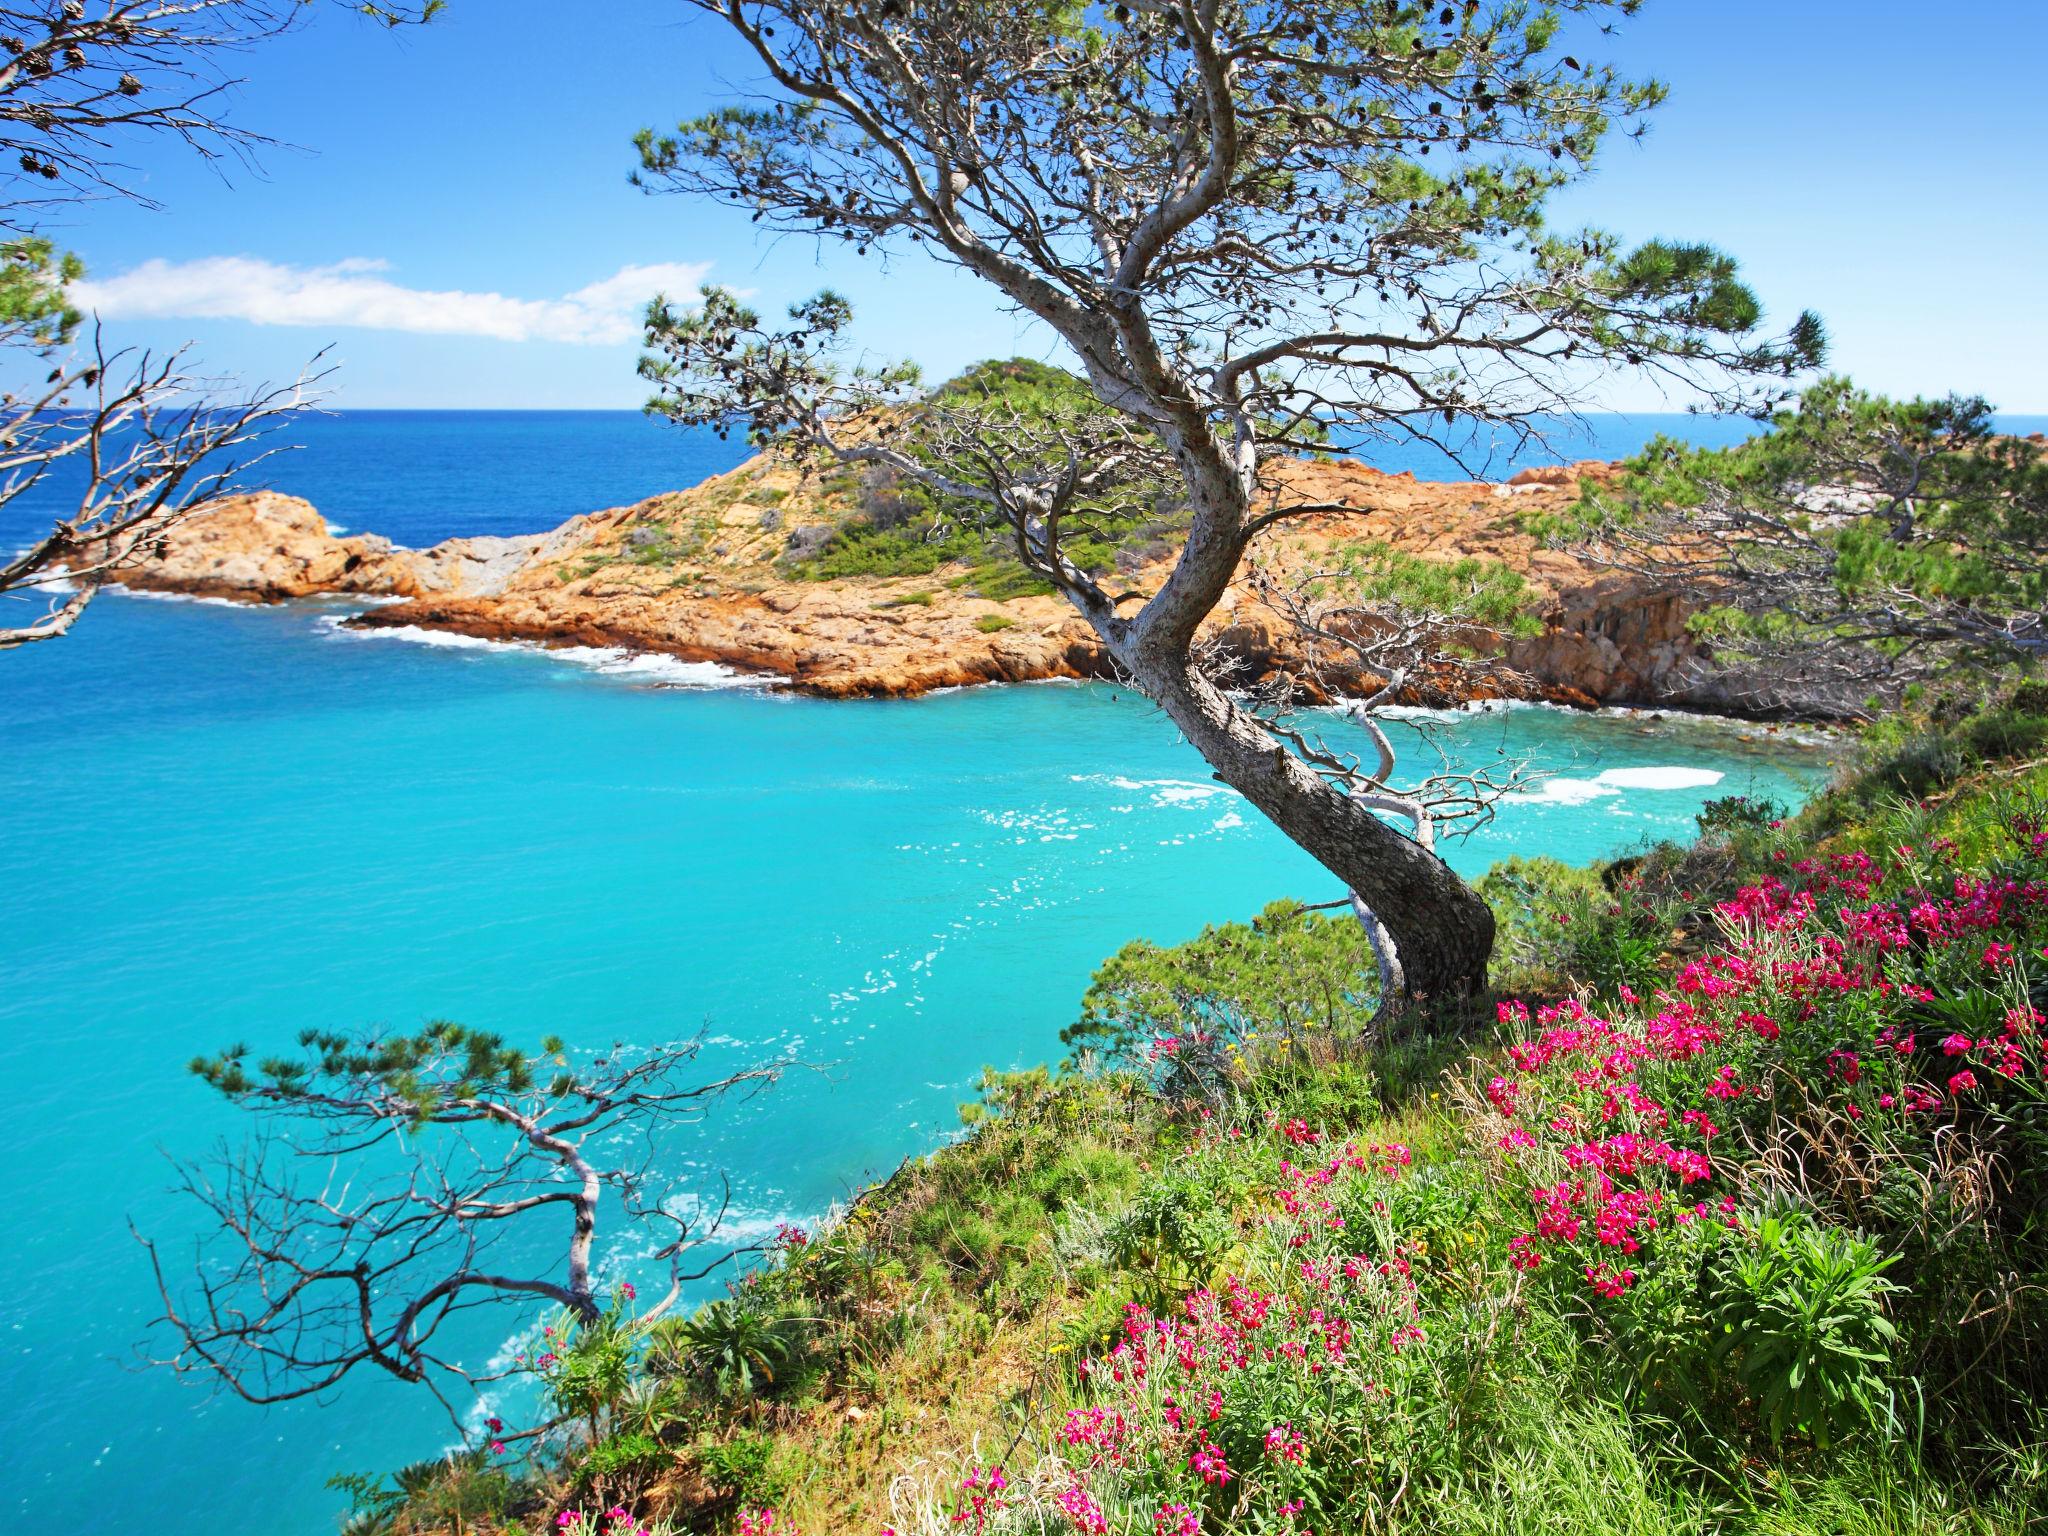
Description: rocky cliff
87,453,1749,711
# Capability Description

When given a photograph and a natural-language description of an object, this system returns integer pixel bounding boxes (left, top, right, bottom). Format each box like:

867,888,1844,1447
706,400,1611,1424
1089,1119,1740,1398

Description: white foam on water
1338,698,1540,723
114,586,247,609
1071,773,1237,807
1514,764,1725,805
1595,765,1726,791
545,642,750,690
325,618,504,650
317,615,760,688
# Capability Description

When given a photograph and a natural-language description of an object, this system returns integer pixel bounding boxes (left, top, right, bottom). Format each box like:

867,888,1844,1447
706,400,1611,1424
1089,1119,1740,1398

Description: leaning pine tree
632,0,1824,1001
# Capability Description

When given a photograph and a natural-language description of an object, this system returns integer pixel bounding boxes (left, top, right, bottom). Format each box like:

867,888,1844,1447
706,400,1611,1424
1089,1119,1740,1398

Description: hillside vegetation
784,358,1189,597
342,686,2048,1536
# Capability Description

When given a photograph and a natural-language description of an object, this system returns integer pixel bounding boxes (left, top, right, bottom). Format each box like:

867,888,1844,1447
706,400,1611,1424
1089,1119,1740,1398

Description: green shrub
542,1299,644,1445
1064,898,1378,1067
1710,1211,1903,1448
693,1429,787,1505
1697,792,1787,836
331,1452,512,1535
579,1430,669,1500
650,1298,809,1407
974,613,1016,633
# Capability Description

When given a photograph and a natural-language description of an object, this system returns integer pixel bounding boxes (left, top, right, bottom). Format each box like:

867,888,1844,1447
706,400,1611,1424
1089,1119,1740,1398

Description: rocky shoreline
87,450,1774,714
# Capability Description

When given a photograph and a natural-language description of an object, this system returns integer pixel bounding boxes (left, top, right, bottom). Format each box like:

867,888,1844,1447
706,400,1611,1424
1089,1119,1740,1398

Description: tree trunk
1113,641,1495,1002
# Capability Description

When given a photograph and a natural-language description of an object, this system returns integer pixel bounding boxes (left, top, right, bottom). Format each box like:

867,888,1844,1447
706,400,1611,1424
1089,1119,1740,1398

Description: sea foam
318,615,757,688
1517,765,1725,805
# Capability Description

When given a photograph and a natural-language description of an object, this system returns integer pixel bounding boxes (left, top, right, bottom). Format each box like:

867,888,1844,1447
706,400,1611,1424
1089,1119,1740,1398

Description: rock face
91,491,559,603
89,455,1762,712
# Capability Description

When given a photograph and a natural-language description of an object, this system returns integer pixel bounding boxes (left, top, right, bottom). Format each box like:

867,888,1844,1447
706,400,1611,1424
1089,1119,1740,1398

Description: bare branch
138,1022,791,1429
0,332,317,647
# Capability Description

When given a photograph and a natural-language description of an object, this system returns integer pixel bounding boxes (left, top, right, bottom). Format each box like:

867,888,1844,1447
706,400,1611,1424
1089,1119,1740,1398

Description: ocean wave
323,618,503,649
113,586,246,609
546,643,751,689
1369,698,1539,722
1516,765,1726,805
318,616,759,689
1595,766,1728,791
1071,773,1237,806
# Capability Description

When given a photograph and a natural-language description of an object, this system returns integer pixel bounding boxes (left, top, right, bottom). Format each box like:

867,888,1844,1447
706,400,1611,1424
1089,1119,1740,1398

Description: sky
42,0,2048,411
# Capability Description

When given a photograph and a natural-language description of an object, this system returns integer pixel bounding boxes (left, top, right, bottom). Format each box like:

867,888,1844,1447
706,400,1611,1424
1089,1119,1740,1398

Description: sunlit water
0,414,1843,1534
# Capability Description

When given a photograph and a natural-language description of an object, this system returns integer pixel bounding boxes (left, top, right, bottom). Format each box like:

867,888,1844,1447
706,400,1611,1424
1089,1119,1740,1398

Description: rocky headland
89,452,1752,712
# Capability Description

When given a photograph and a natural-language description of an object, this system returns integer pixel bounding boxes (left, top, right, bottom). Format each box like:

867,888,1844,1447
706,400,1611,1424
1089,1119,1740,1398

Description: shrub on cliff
1546,378,2048,717
1061,900,1382,1074
785,359,1184,591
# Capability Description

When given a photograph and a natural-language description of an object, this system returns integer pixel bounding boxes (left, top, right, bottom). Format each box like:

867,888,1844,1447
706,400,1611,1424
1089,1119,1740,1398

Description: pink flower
1263,1422,1308,1464
1056,1487,1109,1535
1188,1438,1232,1485
1155,1506,1202,1536
1585,1262,1638,1298
1949,1069,1979,1094
952,1466,1008,1531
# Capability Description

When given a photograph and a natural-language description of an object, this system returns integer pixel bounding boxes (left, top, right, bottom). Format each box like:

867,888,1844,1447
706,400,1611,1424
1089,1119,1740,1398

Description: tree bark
1073,420,1497,1003
1107,640,1495,1001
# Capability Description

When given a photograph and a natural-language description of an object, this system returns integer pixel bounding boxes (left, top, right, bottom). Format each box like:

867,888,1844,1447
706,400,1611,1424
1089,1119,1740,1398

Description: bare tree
138,1022,786,1424
1559,377,2047,718
0,1,441,646
631,2,1823,999
0,329,313,645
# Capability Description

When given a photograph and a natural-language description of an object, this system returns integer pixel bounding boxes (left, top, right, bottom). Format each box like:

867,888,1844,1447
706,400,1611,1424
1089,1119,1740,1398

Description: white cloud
68,256,715,345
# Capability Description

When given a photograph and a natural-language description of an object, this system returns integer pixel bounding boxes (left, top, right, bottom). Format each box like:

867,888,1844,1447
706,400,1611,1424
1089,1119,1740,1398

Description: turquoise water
0,415,1843,1534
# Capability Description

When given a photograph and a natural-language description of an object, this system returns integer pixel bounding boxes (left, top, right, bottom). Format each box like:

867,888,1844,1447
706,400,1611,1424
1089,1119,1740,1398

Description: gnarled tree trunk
1109,641,1495,1000
1060,416,1500,1003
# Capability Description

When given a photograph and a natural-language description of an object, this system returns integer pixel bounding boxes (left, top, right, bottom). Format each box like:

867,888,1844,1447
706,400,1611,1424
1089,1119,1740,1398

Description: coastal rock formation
88,454,1751,711
96,491,415,601
88,490,561,603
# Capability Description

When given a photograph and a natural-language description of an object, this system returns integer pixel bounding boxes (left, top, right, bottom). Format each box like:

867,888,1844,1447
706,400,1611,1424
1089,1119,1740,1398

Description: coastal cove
3,415,1841,1535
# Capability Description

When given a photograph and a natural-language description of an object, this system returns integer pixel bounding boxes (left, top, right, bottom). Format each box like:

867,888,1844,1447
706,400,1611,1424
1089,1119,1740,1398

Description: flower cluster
1049,1125,1424,1531
950,1465,1009,1533
1491,827,2048,1301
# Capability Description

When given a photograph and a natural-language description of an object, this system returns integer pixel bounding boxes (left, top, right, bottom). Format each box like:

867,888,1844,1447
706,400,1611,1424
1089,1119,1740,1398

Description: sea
0,407,2011,1534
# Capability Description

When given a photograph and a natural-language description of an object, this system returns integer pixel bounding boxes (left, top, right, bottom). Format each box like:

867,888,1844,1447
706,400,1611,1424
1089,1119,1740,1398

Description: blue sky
50,0,2048,411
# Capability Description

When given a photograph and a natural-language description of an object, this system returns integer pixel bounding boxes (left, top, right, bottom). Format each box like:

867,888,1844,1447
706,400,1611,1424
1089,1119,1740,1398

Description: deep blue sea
0,408,1959,1534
